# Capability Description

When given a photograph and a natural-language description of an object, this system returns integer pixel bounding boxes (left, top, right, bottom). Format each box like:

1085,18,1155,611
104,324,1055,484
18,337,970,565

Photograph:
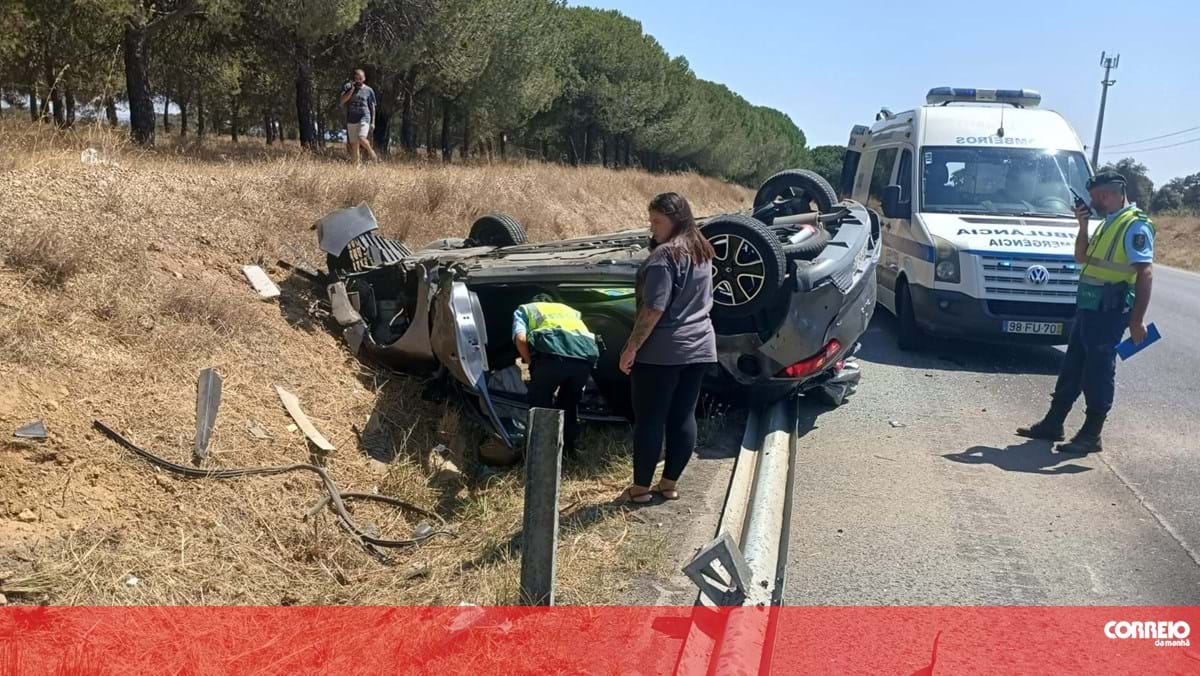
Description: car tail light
778,340,842,379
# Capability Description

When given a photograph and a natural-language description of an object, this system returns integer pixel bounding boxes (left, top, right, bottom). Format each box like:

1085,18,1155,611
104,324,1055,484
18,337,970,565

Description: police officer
513,293,600,455
1017,171,1155,454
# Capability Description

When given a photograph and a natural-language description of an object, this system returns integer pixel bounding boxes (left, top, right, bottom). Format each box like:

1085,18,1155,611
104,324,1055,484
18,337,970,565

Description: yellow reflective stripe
1104,209,1140,262
1083,257,1134,274
523,302,594,338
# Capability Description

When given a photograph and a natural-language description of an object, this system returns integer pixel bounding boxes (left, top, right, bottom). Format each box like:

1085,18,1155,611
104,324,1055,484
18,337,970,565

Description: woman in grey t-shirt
618,193,717,503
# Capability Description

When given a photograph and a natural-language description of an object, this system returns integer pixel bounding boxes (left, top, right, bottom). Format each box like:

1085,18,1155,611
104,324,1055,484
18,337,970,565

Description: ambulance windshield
920,147,1091,217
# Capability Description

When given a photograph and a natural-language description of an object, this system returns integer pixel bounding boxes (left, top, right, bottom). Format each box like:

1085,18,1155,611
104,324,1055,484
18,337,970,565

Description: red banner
2,606,1197,674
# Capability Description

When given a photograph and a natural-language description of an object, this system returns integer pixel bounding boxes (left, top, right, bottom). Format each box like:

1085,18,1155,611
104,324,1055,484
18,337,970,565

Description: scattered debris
124,575,140,587
241,265,281,299
275,259,322,283
413,521,434,539
401,562,430,580
873,455,897,462
17,510,38,523
286,423,299,433
432,444,451,457
14,420,48,440
888,420,906,428
246,421,272,440
80,147,118,166
275,386,335,452
0,593,7,605
194,368,223,464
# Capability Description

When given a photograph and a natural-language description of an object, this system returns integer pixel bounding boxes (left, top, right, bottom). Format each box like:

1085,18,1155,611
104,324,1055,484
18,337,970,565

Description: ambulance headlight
933,236,961,284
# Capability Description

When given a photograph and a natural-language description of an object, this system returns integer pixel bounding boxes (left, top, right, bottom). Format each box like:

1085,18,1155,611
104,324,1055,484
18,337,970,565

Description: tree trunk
499,133,507,160
374,107,392,155
425,92,435,158
316,113,326,149
65,86,76,127
180,100,188,137
623,136,631,167
441,97,452,162
264,110,273,144
162,94,170,131
197,95,205,139
44,63,65,128
400,88,415,152
583,125,595,165
566,129,578,166
29,85,39,122
230,96,238,142
294,60,316,149
461,108,472,160
602,135,610,168
105,96,118,126
123,23,155,145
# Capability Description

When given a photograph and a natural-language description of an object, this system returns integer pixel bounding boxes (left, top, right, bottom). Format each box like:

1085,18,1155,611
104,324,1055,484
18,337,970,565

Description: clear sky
572,0,1199,186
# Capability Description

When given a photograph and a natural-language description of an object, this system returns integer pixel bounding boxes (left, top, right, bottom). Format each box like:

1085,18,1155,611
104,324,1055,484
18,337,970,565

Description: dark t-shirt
341,83,376,124
634,242,718,366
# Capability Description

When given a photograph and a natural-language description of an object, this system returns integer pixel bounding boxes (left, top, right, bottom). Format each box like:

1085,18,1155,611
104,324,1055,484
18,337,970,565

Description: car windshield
920,146,1091,217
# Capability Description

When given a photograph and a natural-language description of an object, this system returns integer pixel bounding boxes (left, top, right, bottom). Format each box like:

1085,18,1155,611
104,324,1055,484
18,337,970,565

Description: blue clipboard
1116,322,1161,360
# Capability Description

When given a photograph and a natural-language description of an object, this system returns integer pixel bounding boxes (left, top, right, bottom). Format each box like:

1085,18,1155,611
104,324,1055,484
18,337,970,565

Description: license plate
1002,321,1063,335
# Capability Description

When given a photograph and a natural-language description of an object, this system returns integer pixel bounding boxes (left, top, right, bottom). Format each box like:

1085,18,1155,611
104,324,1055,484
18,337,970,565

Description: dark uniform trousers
1050,308,1129,419
527,353,592,452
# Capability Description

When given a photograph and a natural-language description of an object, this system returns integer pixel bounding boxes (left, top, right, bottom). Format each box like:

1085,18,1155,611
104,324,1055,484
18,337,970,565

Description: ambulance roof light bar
926,87,1042,108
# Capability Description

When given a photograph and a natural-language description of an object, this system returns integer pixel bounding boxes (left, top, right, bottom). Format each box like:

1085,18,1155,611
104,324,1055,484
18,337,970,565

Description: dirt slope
0,121,750,605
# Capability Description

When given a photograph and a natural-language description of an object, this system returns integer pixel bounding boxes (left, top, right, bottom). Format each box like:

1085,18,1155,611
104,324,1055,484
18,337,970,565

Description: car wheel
781,226,831,261
896,281,923,351
702,214,787,320
753,169,838,219
468,213,527,247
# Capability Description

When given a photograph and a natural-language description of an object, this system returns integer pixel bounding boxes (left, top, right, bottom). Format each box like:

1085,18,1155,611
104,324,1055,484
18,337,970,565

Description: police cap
1086,171,1127,190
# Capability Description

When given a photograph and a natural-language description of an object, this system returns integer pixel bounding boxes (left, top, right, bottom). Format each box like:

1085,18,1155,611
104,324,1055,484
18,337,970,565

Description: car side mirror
881,185,910,219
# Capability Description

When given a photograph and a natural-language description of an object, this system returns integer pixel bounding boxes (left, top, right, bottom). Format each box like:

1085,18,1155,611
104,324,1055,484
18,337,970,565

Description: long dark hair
648,192,715,263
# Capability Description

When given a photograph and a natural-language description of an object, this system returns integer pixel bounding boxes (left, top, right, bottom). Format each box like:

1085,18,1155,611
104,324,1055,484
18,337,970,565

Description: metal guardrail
675,397,800,674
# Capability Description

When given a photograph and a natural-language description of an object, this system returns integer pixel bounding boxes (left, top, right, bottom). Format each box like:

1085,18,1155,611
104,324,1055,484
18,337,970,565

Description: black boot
1016,407,1068,441
1057,415,1105,455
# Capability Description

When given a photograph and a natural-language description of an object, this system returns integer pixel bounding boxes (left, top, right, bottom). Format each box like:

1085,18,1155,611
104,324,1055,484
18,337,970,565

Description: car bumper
908,286,1075,344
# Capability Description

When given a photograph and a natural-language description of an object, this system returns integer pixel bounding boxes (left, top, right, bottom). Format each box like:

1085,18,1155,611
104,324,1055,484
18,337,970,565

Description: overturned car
316,170,881,450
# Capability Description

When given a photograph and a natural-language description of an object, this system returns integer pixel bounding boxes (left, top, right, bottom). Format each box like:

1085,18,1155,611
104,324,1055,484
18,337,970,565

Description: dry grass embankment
1151,212,1200,272
0,119,751,605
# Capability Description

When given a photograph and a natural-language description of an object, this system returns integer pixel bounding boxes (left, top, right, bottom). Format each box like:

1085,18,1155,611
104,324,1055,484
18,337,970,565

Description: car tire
468,213,527,247
896,281,923,351
702,214,787,319
753,169,838,217
782,226,831,260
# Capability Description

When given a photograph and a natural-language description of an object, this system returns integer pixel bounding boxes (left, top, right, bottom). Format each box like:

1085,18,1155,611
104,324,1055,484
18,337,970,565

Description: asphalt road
783,265,1200,605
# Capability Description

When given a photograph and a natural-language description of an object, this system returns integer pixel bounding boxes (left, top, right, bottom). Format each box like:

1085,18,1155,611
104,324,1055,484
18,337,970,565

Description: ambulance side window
897,149,913,202
866,147,899,212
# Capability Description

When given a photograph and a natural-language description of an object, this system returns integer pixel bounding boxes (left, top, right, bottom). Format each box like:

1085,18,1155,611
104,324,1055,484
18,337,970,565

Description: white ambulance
841,87,1095,349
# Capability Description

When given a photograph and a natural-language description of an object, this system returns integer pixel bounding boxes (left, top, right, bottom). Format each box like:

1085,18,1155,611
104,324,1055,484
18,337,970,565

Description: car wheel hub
709,233,766,308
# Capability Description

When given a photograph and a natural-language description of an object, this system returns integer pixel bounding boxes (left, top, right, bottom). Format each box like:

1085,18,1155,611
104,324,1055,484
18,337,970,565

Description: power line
1100,134,1200,154
1105,124,1200,148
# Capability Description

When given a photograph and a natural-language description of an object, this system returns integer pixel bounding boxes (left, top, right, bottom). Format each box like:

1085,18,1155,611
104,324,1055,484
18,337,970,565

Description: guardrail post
519,406,563,605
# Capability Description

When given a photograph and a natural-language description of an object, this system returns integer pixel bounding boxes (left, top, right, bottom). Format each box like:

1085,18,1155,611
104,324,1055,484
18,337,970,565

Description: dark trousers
527,354,592,452
630,362,709,487
1050,308,1129,419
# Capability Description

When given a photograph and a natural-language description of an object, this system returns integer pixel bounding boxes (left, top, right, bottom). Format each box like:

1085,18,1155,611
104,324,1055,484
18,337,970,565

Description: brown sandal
654,484,680,500
617,487,653,504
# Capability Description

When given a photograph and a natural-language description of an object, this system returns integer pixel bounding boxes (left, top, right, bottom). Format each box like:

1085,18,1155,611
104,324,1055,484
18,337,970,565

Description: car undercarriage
315,169,881,453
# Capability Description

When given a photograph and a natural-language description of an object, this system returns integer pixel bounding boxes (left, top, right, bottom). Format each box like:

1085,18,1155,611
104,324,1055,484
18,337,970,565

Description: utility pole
1091,51,1119,167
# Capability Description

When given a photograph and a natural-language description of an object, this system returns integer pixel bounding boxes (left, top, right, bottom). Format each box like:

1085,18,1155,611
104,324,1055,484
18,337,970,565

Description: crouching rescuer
513,293,600,455
1017,171,1155,454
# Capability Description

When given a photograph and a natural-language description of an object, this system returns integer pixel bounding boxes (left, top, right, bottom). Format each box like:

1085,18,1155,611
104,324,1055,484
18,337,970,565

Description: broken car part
242,265,280,299
14,420,48,440
194,368,223,464
275,385,335,452
92,420,451,559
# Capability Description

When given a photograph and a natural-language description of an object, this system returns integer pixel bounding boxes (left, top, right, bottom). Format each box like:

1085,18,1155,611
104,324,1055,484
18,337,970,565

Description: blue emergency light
926,87,1042,108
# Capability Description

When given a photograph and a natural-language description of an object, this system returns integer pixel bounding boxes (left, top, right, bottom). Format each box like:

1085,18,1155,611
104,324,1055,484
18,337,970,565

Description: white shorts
347,122,371,142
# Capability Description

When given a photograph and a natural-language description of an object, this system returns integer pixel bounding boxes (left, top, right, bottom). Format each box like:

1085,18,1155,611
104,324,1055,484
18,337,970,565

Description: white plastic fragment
242,265,281,299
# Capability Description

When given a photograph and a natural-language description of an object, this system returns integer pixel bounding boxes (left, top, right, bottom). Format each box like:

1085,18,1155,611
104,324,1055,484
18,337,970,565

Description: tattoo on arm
625,307,664,352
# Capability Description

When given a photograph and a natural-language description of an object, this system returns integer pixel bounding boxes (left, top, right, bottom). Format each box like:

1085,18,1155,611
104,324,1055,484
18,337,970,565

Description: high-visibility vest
519,302,599,362
1078,206,1156,287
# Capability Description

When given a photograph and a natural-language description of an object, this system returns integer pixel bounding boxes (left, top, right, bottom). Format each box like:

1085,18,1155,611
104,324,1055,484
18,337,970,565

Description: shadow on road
943,439,1092,475
859,312,1065,376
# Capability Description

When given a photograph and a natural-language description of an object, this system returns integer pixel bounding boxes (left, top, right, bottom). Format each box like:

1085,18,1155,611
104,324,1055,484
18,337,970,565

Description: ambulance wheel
896,281,923,352
468,213,527,248
702,214,787,319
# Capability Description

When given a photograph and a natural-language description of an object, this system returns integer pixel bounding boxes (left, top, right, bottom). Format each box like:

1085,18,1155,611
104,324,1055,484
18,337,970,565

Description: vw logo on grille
1026,265,1050,285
